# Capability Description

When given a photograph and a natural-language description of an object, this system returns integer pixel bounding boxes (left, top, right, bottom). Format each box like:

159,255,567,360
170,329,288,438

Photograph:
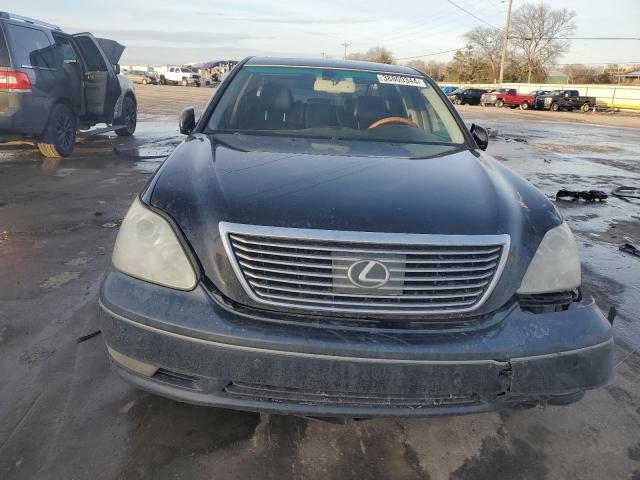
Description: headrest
354,96,388,120
259,84,294,112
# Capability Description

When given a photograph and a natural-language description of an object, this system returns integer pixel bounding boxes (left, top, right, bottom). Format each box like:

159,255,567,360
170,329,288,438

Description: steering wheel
368,117,417,129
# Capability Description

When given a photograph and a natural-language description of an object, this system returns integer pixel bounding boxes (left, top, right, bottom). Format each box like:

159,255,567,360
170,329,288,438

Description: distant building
612,70,640,85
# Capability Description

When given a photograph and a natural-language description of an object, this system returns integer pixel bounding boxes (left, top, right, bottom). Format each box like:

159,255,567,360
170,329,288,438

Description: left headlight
112,198,197,290
517,222,581,294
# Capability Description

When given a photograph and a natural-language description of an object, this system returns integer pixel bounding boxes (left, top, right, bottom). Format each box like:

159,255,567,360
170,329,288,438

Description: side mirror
470,123,489,151
179,107,196,135
113,64,120,75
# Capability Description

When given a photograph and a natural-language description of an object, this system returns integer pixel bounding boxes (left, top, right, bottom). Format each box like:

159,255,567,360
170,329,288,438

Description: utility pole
341,41,351,60
498,0,513,84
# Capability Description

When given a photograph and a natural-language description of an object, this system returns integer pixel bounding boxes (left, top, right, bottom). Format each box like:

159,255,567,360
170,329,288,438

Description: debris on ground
612,186,640,201
101,221,121,228
77,330,102,343
619,242,640,258
556,189,608,202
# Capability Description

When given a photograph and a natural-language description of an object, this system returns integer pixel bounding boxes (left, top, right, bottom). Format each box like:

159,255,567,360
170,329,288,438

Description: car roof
244,57,422,76
0,11,61,31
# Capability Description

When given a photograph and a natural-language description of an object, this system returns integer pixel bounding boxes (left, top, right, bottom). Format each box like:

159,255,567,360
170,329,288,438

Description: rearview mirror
179,107,196,135
113,64,120,75
470,123,489,151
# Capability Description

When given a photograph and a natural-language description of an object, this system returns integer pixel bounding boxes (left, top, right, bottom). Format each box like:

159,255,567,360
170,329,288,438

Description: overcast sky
5,0,640,66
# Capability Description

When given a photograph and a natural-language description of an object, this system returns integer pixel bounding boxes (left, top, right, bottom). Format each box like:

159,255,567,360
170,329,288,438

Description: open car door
72,33,121,122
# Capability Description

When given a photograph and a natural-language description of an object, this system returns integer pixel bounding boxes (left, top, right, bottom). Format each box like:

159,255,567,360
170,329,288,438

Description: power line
445,0,497,28
397,48,463,60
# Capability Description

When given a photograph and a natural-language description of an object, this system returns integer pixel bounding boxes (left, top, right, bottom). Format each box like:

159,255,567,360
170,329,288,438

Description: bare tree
510,3,576,83
463,26,502,83
406,60,447,81
347,46,395,64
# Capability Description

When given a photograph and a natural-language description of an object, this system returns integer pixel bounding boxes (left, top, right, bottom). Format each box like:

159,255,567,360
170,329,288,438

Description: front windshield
206,65,466,149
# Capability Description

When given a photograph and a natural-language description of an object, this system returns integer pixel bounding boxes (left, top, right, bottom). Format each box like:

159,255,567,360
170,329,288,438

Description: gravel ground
0,85,639,480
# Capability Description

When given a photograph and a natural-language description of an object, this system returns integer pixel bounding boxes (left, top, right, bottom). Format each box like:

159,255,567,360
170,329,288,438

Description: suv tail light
0,71,32,91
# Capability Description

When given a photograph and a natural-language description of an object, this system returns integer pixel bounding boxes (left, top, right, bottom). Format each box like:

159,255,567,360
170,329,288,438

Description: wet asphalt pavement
0,87,639,479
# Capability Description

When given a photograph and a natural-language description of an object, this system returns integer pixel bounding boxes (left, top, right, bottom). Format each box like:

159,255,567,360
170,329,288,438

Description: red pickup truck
481,88,535,110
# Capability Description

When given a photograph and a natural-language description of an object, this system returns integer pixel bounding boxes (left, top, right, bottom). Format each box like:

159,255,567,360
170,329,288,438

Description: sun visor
97,38,125,65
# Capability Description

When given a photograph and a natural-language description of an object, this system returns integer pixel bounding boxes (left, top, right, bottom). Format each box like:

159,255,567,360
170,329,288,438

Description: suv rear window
0,24,10,66
6,23,55,69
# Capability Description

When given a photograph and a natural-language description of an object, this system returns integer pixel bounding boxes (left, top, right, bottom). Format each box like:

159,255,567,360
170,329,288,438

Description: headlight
112,198,197,290
517,222,581,294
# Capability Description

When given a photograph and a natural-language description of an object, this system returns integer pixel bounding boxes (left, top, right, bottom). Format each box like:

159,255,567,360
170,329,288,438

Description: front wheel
581,102,591,113
115,96,137,136
142,78,148,85
159,76,166,85
181,78,188,86
495,99,504,108
455,98,462,105
520,101,529,110
550,102,559,112
37,103,77,158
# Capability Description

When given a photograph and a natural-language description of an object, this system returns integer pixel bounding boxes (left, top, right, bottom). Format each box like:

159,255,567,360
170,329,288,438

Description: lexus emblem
347,260,390,289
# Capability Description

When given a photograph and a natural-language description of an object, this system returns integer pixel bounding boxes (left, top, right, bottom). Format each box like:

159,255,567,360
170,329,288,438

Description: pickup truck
156,65,201,86
535,90,596,112
480,88,535,110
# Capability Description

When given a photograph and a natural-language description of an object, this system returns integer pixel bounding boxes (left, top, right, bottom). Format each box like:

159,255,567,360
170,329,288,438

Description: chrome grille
220,223,509,316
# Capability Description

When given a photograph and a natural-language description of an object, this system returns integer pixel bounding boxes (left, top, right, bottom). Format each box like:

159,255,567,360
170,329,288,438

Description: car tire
142,78,148,85
495,99,504,108
37,103,77,158
520,102,529,110
455,98,462,105
181,78,188,86
115,96,137,137
581,103,591,113
159,76,166,85
550,102,559,111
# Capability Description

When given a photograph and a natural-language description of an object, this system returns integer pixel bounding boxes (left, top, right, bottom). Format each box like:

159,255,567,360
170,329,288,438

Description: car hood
148,134,562,316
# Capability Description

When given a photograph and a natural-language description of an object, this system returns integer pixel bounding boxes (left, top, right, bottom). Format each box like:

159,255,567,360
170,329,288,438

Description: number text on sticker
377,74,426,88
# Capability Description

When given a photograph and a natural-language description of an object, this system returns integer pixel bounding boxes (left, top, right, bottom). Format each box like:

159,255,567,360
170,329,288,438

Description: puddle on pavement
0,119,182,174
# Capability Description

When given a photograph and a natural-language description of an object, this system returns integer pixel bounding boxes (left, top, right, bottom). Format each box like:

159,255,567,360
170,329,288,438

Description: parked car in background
527,90,550,109
440,85,457,95
481,88,535,110
156,65,201,86
0,11,137,157
535,90,596,112
124,69,157,85
100,57,613,419
448,88,488,105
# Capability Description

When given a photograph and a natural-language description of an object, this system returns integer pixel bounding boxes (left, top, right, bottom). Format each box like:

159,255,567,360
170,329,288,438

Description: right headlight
112,198,197,290
517,222,581,294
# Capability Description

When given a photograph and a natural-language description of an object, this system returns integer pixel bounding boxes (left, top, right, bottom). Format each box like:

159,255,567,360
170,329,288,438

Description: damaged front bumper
99,271,614,417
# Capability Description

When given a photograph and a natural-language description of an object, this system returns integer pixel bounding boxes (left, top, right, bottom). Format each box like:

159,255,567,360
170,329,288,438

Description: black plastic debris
556,189,608,202
77,330,102,343
619,243,640,258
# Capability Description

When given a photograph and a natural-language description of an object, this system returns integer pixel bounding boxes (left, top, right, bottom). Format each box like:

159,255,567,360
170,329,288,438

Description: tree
444,46,491,83
406,60,447,81
463,26,503,83
510,2,576,83
347,46,395,64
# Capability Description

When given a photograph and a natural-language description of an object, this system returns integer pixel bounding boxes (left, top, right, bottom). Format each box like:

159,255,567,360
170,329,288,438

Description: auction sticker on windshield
377,74,426,87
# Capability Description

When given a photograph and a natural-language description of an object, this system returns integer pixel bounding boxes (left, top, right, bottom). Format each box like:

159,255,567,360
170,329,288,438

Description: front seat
353,96,389,130
258,84,295,129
